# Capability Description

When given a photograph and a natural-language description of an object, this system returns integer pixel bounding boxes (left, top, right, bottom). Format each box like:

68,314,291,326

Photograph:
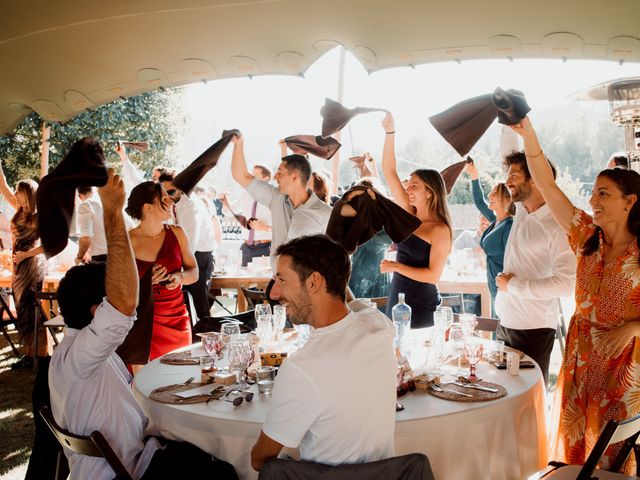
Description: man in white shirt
75,186,108,263
159,172,217,320
495,152,576,384
250,235,396,471
49,170,237,480
230,134,332,274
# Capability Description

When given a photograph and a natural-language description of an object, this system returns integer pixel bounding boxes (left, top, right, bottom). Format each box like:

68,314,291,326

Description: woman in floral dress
512,117,640,474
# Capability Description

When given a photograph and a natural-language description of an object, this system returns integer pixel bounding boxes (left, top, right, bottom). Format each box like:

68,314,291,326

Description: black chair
452,313,498,333
241,287,267,310
39,406,133,480
0,288,20,357
193,310,257,336
531,412,640,479
34,290,59,350
440,293,464,312
258,453,434,480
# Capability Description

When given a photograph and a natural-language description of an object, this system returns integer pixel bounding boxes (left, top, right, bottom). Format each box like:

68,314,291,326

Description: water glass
460,313,478,337
255,303,272,324
221,322,241,342
487,340,505,363
256,366,276,394
199,355,216,383
256,314,274,351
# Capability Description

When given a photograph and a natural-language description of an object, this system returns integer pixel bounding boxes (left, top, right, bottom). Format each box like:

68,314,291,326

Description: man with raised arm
230,134,331,273
49,170,237,480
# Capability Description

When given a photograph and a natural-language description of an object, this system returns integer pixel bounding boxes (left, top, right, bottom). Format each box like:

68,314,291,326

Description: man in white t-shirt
250,234,396,471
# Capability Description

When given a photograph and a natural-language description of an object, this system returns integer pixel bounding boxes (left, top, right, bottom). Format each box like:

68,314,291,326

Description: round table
133,341,548,480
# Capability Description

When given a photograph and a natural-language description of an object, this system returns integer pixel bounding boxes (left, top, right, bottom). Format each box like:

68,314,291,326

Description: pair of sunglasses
224,389,254,407
166,188,177,196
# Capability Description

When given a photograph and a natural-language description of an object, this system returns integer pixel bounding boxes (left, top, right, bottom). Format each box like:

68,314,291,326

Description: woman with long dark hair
512,117,639,474
464,161,514,315
379,113,452,327
0,165,47,369
125,182,198,365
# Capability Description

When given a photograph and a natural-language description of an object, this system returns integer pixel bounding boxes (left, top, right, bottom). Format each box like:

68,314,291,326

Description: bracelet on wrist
385,130,396,135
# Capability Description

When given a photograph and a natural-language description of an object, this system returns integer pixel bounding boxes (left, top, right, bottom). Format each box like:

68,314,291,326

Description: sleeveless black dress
385,235,440,328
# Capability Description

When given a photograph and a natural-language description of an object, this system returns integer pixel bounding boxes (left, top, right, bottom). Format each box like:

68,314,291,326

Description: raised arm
380,113,411,212
511,118,574,233
231,134,254,188
0,162,18,209
465,162,496,222
99,169,138,316
115,142,145,194
278,139,288,159
364,152,379,179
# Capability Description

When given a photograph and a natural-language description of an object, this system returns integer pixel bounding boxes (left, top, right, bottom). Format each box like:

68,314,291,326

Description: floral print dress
550,208,640,474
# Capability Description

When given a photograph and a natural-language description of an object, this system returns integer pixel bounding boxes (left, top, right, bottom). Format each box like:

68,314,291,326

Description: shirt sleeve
471,179,496,222
508,225,576,300
121,156,145,194
64,299,136,379
246,177,279,208
76,202,94,237
567,207,596,255
176,197,201,251
262,361,322,448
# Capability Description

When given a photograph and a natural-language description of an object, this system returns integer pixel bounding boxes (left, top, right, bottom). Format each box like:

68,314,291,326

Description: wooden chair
0,288,20,357
530,412,640,479
241,287,267,310
39,406,133,480
453,313,499,333
34,290,60,350
440,293,464,313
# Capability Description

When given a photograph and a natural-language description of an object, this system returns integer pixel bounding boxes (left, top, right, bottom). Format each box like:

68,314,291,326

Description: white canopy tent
2,0,640,135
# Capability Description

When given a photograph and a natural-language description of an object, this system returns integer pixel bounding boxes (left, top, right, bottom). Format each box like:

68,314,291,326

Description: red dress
136,226,191,360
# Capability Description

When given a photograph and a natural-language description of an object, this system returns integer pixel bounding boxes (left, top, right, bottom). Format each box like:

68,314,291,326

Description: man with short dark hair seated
49,170,237,480
250,235,397,471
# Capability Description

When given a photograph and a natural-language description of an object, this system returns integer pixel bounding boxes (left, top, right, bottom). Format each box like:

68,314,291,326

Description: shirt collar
285,189,323,211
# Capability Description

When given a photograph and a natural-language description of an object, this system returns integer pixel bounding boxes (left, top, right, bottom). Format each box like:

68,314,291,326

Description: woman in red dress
125,182,198,363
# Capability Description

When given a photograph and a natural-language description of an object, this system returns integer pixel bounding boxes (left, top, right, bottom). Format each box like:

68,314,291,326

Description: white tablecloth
133,344,548,480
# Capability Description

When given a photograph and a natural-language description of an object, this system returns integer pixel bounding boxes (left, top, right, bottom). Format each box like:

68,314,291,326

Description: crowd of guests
1,109,638,477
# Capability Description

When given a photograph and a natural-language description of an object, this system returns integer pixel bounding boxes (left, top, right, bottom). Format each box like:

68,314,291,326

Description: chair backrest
0,288,17,323
453,313,498,333
193,310,256,334
241,287,267,310
577,412,640,479
371,296,388,309
39,406,133,480
441,293,464,312
258,453,434,480
34,290,58,319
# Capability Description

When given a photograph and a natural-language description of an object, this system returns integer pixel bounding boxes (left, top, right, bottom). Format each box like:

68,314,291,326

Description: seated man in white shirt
49,170,238,480
250,235,397,471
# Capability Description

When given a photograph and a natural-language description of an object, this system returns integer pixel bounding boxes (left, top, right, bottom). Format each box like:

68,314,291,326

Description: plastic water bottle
392,293,412,350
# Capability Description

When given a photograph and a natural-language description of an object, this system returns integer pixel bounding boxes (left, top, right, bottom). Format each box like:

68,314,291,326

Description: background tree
0,90,185,186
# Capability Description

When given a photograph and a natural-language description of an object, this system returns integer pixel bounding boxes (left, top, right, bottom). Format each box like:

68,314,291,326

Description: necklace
138,225,164,239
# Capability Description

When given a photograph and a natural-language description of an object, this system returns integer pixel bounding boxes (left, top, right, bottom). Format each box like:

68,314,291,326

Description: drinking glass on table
448,324,466,368
197,332,225,358
256,314,274,352
228,341,255,391
272,305,287,349
463,338,484,382
221,322,241,342
256,366,276,394
460,313,478,337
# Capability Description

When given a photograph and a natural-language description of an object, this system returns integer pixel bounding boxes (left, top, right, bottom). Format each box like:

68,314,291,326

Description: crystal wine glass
272,305,286,349
463,339,484,382
228,341,255,391
256,314,274,351
197,332,225,358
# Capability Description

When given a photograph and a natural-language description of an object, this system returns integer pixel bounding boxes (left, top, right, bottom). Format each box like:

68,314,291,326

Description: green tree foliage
0,90,184,186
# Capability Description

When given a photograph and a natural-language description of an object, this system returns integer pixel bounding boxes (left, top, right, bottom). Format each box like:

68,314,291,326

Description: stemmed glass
463,338,484,382
433,306,454,360
272,305,286,350
197,332,225,358
221,322,241,342
228,341,255,391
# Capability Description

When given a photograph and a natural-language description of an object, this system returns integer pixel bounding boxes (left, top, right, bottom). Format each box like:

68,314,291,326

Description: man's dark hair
254,164,272,180
281,154,311,185
154,166,176,177
276,235,351,301
77,186,92,196
57,262,107,330
611,154,629,169
158,172,176,183
504,151,557,180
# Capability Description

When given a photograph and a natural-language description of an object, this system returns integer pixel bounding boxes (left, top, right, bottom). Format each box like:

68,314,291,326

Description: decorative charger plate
149,382,226,404
427,381,507,402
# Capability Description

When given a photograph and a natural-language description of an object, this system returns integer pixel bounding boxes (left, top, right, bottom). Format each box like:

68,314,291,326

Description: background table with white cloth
133,337,548,480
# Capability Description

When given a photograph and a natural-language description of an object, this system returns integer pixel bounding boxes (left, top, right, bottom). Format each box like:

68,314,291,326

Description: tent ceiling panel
1,0,639,134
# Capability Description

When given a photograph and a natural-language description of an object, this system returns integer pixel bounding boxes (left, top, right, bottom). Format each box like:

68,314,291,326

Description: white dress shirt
494,203,576,330
175,193,216,253
49,299,161,480
76,195,108,257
